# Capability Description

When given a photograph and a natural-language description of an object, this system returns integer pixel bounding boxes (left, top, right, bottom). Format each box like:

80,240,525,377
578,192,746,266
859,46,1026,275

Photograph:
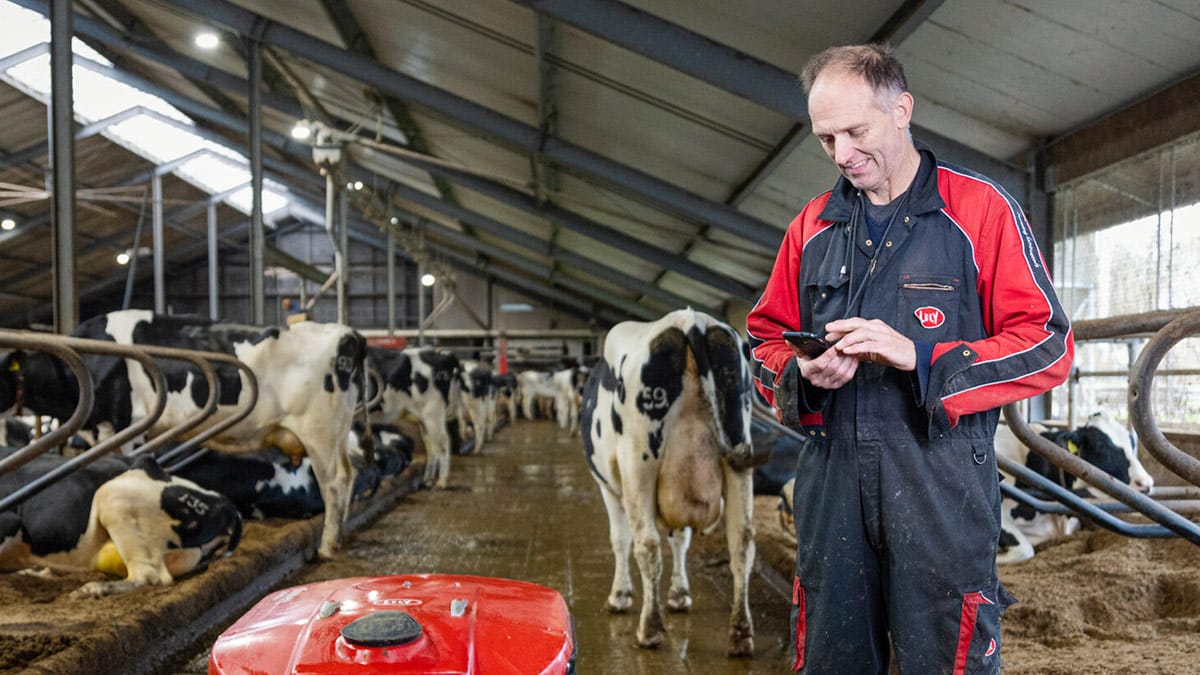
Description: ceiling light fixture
0,218,14,231
290,121,311,140
116,251,130,265
420,273,436,287
195,31,219,49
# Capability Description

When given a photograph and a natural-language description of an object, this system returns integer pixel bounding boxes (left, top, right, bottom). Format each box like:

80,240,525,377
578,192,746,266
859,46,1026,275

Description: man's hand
791,343,859,389
825,318,917,372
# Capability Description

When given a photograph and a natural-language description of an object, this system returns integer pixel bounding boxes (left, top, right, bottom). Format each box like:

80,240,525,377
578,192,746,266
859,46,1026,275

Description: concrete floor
178,417,794,673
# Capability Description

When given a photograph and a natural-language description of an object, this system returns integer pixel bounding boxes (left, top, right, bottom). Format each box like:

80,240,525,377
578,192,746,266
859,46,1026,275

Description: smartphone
781,330,833,358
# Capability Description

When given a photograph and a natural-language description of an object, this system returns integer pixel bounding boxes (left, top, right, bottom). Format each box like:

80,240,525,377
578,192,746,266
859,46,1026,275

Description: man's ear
894,91,914,129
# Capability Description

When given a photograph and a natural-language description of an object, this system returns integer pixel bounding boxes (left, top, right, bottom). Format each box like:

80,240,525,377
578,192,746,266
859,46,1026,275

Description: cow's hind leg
599,487,634,613
666,527,693,612
75,478,174,597
622,452,666,649
723,464,755,657
421,401,451,488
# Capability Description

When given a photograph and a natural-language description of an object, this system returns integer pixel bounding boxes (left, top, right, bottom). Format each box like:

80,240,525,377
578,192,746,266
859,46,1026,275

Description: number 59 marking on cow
639,386,670,410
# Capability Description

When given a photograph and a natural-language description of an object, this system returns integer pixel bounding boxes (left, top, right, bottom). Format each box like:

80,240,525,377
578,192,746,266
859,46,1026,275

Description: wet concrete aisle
196,418,794,673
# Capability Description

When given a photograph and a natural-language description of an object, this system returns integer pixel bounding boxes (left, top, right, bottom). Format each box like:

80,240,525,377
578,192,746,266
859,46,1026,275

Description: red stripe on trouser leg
792,576,806,671
954,591,994,675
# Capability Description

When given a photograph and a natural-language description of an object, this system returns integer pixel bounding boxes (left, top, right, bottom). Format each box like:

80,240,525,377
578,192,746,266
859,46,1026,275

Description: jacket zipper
902,282,955,291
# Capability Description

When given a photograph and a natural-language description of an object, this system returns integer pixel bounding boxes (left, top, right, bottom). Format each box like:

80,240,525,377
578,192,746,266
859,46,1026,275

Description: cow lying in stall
0,310,367,560
0,448,242,596
581,308,758,656
994,411,1154,563
367,347,460,488
776,411,1154,563
168,422,413,520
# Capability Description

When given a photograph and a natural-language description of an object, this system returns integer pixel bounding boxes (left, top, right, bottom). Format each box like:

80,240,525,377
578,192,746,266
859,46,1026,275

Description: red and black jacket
746,147,1073,441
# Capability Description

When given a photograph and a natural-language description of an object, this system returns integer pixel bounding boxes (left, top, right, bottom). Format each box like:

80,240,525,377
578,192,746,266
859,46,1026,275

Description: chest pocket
895,274,960,342
803,275,849,333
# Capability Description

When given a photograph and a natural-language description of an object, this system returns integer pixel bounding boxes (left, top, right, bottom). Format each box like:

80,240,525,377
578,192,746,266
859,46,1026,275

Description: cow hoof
607,590,634,613
727,636,754,658
667,589,692,612
317,547,340,561
636,629,665,649
728,623,754,657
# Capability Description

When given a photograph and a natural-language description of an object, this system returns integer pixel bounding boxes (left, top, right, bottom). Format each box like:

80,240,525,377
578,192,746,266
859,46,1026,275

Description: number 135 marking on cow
640,386,670,410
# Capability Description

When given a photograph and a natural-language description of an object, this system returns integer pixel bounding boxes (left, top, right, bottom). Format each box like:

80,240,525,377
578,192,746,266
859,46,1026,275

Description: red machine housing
209,574,576,674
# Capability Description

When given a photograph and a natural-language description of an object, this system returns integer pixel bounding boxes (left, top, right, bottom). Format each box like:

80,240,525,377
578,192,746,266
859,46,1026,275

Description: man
746,44,1073,674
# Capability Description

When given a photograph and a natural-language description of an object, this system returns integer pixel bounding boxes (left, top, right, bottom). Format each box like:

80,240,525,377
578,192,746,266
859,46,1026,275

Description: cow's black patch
130,454,168,482
595,418,602,439
324,373,335,393
0,448,129,556
1025,427,1131,491
998,528,1020,550
700,324,751,448
579,360,608,487
611,409,622,435
648,428,664,457
334,333,366,392
616,355,627,404
162,484,243,556
637,328,686,422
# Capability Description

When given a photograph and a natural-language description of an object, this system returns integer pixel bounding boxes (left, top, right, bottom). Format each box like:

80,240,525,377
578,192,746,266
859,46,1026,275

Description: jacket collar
817,143,946,223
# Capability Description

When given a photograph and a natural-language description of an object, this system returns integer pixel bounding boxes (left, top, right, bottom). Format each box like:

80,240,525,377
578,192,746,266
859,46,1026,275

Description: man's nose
833,139,854,165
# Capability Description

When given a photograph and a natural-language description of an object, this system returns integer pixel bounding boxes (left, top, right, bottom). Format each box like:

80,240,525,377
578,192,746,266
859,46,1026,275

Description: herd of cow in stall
0,309,590,595
0,307,1156,655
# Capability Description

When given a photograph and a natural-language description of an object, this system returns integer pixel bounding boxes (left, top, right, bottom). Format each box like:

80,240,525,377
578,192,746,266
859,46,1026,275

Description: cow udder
655,418,724,532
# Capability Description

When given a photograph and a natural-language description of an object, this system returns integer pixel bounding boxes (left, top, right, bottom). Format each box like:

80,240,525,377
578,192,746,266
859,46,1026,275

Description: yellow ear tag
7,361,18,372
1067,439,1081,455
95,542,128,577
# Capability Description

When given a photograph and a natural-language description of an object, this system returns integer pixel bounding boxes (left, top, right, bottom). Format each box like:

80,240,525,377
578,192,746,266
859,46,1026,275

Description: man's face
808,70,913,202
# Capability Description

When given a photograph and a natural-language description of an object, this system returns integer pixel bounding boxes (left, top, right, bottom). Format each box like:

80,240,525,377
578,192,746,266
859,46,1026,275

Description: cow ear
130,453,169,481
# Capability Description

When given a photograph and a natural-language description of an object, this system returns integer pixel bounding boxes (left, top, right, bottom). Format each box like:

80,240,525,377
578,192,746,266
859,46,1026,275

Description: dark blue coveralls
747,148,1073,674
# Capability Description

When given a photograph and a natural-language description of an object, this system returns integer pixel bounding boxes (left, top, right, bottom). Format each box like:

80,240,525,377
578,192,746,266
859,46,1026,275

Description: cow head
1084,411,1153,493
1028,423,1149,496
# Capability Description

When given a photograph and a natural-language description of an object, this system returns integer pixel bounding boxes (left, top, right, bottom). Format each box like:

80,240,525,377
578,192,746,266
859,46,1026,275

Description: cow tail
685,322,757,469
348,333,375,469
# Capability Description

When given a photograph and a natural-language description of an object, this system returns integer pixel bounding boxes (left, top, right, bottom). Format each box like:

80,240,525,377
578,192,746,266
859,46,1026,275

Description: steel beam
153,0,782,249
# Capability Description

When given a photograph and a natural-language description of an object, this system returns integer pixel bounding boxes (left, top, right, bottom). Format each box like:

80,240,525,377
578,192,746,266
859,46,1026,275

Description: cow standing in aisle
994,411,1154,563
0,449,242,596
456,359,496,453
581,308,758,656
553,365,589,436
45,310,366,560
517,370,557,420
367,347,460,488
492,373,518,425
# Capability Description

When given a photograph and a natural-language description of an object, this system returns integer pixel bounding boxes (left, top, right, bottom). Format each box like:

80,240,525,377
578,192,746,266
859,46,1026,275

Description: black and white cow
493,373,519,425
9,310,367,560
517,370,557,420
168,423,412,520
581,308,757,656
0,449,241,596
367,347,459,488
995,411,1154,564
456,359,496,453
553,365,589,436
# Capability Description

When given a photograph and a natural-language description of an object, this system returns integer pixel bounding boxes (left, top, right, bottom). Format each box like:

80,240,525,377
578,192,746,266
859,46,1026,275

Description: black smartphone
781,330,833,358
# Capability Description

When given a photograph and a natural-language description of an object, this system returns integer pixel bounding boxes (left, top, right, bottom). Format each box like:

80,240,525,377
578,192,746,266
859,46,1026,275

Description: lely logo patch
915,306,945,329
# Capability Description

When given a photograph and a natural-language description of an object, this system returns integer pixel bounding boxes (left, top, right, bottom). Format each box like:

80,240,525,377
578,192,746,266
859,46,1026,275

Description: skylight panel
0,0,292,218
227,186,289,216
